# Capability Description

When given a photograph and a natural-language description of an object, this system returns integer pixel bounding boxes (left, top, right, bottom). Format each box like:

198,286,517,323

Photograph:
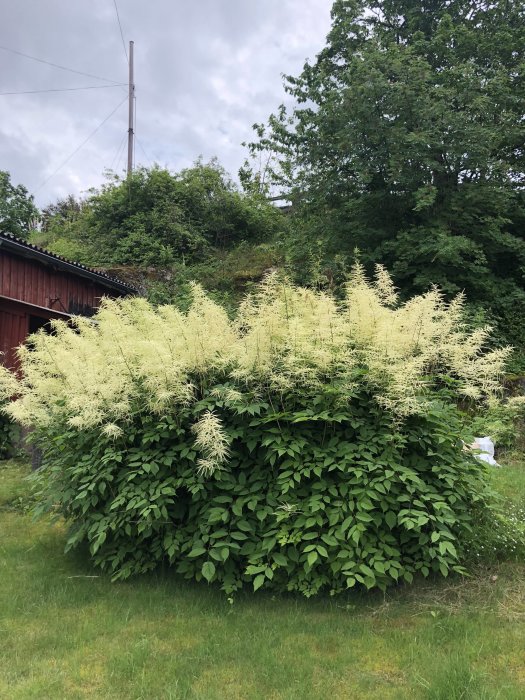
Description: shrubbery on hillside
34,161,285,269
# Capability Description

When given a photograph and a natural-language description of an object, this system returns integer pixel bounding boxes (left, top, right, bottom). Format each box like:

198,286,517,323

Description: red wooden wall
0,250,128,370
0,298,28,370
0,251,111,314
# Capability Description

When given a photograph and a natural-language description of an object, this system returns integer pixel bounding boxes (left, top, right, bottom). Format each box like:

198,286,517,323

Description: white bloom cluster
0,267,509,469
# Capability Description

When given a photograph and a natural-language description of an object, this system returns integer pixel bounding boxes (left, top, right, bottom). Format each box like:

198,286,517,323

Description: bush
468,397,525,452
36,391,489,594
0,266,509,594
0,413,12,459
146,242,284,313
0,406,19,460
44,163,286,268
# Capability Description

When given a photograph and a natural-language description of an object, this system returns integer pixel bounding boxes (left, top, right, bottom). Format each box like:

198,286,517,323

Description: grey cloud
0,0,332,207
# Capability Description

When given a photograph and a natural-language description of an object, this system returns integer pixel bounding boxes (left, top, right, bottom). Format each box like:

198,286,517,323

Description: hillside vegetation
29,161,288,311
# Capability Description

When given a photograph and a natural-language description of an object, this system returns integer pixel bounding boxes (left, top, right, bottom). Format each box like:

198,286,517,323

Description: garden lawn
1,458,525,700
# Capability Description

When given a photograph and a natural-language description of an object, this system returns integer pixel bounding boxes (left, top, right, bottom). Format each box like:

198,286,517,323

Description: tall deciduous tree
248,0,525,353
0,171,39,239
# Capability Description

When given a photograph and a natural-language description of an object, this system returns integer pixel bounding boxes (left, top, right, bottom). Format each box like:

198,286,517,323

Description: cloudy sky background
0,0,333,207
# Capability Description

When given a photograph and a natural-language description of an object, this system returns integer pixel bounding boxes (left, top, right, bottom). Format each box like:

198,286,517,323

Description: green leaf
202,561,215,582
245,564,266,575
253,574,265,591
359,564,375,579
385,511,397,529
316,545,328,558
273,553,288,566
321,534,338,546
307,551,318,568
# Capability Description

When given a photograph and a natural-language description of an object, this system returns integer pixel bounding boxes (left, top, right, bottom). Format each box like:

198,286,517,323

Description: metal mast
127,40,134,176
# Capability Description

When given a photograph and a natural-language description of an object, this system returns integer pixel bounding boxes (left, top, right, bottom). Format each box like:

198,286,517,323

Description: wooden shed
0,231,136,370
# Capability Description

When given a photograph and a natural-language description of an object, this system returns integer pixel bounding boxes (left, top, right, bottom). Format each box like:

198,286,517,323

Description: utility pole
127,40,134,177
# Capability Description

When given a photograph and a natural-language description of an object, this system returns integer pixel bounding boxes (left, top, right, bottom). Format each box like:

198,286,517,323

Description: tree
41,194,83,233
247,0,525,355
0,171,39,239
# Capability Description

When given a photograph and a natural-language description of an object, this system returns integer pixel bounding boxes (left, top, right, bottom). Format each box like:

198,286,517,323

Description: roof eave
0,234,137,295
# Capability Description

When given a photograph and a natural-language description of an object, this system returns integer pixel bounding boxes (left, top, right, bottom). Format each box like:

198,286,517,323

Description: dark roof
0,231,137,295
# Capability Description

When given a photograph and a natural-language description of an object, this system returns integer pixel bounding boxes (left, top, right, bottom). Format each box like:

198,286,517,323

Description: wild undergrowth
0,266,510,594
0,401,19,459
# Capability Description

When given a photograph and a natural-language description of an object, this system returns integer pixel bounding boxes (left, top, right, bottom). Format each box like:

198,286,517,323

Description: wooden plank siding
0,239,136,371
0,298,27,370
0,251,109,315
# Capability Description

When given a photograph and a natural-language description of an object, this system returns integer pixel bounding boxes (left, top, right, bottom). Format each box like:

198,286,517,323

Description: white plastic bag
472,436,499,466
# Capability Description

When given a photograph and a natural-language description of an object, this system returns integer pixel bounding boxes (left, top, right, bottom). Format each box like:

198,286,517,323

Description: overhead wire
0,84,126,96
0,44,123,84
33,94,128,194
136,138,153,167
3,4,134,194
118,138,128,174
113,0,129,64
133,90,153,167
110,132,127,171
111,0,132,177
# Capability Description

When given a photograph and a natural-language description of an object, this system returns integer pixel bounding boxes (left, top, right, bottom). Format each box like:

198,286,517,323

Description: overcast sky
0,0,333,208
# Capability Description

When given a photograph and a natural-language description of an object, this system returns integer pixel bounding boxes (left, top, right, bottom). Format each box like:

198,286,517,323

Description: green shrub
0,407,18,460
36,388,487,594
146,242,284,313
1,267,509,594
468,397,525,452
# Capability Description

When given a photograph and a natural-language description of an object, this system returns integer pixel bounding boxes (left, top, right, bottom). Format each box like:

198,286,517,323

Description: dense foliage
246,0,525,356
34,161,285,268
0,406,18,460
0,414,12,459
0,170,39,239
0,268,508,593
146,241,283,312
469,396,525,452
34,390,487,593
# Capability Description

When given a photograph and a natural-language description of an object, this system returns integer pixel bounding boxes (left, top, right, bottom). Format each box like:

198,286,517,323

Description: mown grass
1,458,525,699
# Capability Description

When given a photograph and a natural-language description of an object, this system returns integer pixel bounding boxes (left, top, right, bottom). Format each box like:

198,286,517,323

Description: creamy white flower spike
0,268,510,441
191,410,230,476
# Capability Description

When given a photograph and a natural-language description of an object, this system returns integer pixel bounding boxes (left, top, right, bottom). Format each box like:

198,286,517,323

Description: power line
34,94,128,194
136,138,153,166
133,91,152,167
133,95,137,170
0,84,126,96
0,44,123,84
110,132,127,171
113,0,129,64
118,139,128,174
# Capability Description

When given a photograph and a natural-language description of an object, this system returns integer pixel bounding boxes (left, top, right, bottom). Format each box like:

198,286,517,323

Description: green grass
491,455,525,505
1,458,525,699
